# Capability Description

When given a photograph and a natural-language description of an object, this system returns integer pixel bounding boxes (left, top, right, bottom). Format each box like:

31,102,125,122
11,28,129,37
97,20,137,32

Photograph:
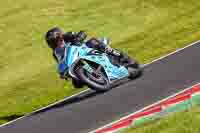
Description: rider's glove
105,46,121,57
75,31,87,43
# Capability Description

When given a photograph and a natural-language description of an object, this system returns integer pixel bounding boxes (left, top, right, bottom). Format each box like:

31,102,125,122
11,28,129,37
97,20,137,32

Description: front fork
82,61,103,77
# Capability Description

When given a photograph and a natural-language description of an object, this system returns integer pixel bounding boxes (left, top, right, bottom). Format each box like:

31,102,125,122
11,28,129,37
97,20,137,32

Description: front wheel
76,62,111,92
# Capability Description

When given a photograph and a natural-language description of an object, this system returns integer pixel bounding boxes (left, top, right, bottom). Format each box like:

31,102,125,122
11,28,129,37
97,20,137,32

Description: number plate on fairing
83,63,94,73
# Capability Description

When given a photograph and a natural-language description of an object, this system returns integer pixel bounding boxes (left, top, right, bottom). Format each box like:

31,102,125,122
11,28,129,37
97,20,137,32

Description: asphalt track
1,42,200,133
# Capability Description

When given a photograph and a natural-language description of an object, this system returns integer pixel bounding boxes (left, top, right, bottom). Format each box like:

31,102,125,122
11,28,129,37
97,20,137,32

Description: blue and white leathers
57,42,129,83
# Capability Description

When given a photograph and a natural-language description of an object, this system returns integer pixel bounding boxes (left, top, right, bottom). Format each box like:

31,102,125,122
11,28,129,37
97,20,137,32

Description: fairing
58,43,129,82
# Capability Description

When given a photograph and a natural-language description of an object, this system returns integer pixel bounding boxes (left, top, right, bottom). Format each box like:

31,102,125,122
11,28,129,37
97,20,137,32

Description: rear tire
125,58,143,79
128,67,142,79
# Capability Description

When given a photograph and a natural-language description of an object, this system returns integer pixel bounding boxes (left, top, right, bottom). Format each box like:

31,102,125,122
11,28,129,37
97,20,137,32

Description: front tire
76,63,111,92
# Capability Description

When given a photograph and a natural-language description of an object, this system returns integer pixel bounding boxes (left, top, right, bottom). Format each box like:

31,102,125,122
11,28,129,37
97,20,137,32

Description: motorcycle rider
45,27,126,79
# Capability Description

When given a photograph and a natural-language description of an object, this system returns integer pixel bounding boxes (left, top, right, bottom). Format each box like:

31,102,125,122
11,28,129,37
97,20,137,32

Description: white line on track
0,40,200,129
0,89,90,127
90,82,200,133
144,40,200,66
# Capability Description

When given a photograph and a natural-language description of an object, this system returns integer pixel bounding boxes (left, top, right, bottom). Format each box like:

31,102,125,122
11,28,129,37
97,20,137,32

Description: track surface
1,42,200,133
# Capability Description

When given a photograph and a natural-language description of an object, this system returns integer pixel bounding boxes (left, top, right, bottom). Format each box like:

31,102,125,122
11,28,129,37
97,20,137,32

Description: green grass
124,106,200,133
0,0,200,124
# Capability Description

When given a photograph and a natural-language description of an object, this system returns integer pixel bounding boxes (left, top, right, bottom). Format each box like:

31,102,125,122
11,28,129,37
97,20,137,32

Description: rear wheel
76,61,111,92
128,66,142,79
120,54,143,79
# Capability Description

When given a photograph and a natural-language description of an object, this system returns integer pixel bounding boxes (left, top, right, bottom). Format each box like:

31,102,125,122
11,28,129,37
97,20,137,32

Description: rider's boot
106,47,138,68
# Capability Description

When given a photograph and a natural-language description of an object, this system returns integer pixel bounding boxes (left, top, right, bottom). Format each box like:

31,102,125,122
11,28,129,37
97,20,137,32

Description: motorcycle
58,40,142,92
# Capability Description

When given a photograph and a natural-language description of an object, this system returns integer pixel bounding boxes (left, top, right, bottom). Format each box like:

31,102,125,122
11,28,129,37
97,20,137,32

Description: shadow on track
31,90,105,116
0,90,106,124
30,75,139,116
0,73,141,124
30,76,137,116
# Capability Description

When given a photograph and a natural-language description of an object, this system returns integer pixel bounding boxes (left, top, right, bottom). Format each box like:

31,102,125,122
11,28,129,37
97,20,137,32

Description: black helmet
45,27,63,50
